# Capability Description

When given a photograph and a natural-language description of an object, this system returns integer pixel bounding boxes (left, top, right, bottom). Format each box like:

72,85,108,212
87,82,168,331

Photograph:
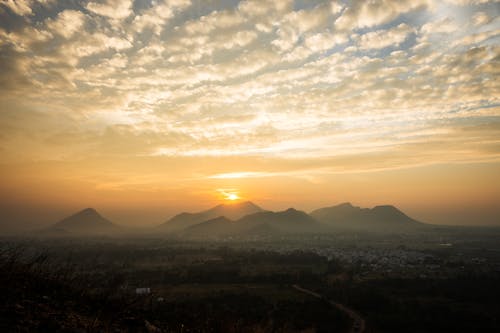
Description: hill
238,208,321,233
181,216,236,238
183,208,321,238
47,208,118,234
310,202,423,231
159,201,264,231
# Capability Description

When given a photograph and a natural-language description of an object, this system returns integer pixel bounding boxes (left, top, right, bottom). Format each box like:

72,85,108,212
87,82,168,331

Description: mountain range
310,202,422,231
159,201,264,231
181,208,322,239
44,201,425,236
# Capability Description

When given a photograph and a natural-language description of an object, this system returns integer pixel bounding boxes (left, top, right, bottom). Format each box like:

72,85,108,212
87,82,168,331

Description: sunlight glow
209,172,265,179
217,189,241,202
227,193,239,201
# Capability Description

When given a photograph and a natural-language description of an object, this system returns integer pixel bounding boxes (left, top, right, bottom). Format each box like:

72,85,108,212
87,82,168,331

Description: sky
0,0,499,230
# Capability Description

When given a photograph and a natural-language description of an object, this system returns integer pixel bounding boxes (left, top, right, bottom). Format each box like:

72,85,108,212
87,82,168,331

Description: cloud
304,31,348,53
335,0,431,30
443,0,492,5
272,3,332,52
184,8,244,35
420,17,458,36
0,0,498,175
0,0,32,16
357,23,414,50
86,0,133,20
471,12,492,26
238,0,292,18
46,10,86,39
132,0,191,34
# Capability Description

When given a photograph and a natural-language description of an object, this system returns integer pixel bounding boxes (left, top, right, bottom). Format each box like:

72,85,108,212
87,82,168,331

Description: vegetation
1,230,499,332
0,242,350,332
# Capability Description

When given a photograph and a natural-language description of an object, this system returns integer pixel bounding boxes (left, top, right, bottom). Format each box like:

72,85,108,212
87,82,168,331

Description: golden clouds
357,23,414,50
86,0,133,20
0,0,499,226
335,0,433,30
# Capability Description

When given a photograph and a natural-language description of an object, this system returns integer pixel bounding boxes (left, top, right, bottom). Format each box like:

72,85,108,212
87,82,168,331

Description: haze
0,0,499,231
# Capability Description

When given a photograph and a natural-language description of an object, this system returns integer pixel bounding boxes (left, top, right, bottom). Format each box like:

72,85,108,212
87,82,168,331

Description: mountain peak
237,208,319,233
311,202,422,230
219,201,260,209
77,207,100,215
241,200,260,207
372,205,398,211
50,208,115,233
371,205,418,224
160,201,264,231
208,216,233,223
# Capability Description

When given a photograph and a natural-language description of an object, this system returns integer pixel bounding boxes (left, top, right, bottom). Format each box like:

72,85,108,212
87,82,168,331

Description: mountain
180,208,321,239
182,216,236,238
159,201,264,231
238,208,321,233
48,208,118,234
310,202,422,230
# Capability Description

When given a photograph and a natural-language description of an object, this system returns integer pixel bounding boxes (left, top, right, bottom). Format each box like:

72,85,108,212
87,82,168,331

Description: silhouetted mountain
159,201,264,231
181,208,321,238
371,205,419,224
238,208,321,233
310,202,422,230
182,216,235,238
48,208,118,234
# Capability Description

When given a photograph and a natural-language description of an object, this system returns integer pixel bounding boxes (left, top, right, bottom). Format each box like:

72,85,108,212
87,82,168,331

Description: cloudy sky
0,0,499,229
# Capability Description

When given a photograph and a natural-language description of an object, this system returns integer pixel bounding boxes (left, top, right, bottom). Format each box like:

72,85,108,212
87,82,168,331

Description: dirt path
292,284,366,333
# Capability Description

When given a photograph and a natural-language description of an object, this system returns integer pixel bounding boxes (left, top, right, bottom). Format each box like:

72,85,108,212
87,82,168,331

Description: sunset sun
226,193,240,201
217,188,241,202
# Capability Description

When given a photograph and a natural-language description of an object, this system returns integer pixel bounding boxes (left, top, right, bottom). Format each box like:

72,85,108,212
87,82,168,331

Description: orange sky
1,157,499,229
0,0,499,230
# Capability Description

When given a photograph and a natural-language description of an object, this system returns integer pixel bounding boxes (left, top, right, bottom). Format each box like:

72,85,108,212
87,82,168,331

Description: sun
217,188,241,202
226,193,240,201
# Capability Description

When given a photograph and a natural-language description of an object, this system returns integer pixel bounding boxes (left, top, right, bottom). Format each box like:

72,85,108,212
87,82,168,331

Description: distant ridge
159,201,264,231
182,207,321,239
43,201,425,237
181,216,235,238
310,202,422,230
48,208,118,234
238,208,321,233
171,202,422,238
